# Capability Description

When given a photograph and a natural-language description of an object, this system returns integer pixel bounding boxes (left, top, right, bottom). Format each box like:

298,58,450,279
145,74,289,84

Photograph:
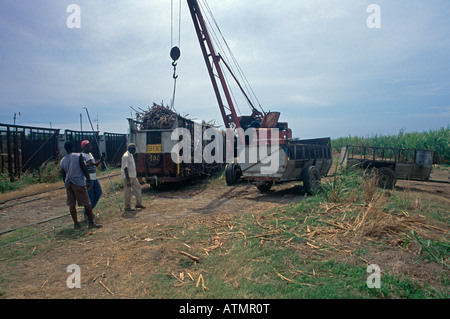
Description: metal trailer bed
227,137,333,193
339,145,434,189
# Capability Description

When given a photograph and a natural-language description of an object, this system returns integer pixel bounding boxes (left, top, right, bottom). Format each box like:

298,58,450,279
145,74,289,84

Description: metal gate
0,123,60,180
64,130,101,160
104,132,127,166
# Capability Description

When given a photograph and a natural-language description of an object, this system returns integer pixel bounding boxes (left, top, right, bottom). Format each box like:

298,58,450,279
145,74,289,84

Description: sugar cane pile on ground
133,102,184,130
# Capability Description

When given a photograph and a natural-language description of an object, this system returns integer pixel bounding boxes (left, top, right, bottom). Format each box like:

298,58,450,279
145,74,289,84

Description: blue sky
0,0,449,139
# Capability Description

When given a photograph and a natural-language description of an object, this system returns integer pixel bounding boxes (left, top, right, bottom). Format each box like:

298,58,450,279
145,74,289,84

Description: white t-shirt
121,151,137,178
82,152,98,180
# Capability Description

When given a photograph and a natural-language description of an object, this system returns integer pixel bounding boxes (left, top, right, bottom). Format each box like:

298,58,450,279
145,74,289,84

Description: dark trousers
84,179,102,216
88,179,102,208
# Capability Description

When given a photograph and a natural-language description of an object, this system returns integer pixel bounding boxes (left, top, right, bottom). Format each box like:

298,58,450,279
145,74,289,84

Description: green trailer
339,145,434,189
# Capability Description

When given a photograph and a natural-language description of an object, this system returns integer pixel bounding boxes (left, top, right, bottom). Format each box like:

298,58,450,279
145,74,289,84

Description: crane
185,0,292,139
170,0,333,191
183,0,292,184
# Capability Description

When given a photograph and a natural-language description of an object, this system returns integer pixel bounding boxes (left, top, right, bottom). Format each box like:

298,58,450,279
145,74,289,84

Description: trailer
339,145,434,189
226,136,332,194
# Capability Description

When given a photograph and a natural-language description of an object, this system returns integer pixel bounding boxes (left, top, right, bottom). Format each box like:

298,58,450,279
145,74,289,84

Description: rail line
0,173,121,210
0,173,122,246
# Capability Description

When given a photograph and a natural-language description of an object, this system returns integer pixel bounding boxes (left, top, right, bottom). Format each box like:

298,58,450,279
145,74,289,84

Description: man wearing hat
121,143,145,211
81,140,103,216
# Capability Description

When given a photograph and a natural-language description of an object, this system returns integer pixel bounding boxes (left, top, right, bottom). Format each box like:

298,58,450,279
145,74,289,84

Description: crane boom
186,0,241,129
186,0,292,145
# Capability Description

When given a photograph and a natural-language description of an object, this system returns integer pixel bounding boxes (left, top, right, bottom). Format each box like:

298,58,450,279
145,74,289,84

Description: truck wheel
376,167,397,189
225,163,241,185
303,166,321,194
256,182,272,192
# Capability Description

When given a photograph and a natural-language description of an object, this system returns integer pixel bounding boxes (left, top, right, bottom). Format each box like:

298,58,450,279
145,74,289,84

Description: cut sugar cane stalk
180,250,201,263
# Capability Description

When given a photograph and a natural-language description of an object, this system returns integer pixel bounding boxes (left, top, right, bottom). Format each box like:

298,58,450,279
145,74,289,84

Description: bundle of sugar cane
133,102,185,130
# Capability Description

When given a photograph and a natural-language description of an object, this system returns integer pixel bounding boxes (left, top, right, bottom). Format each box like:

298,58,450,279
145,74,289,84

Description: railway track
0,188,64,211
0,173,121,246
0,173,121,210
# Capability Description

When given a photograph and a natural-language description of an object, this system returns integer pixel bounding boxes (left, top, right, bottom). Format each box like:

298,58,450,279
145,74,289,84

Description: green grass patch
136,191,447,299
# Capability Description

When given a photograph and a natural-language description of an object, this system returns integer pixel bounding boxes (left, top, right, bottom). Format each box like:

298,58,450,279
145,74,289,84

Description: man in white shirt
121,143,145,211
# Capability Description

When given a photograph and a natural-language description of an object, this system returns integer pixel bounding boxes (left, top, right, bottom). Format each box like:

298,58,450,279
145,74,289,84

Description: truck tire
303,166,321,194
376,167,397,189
225,163,241,185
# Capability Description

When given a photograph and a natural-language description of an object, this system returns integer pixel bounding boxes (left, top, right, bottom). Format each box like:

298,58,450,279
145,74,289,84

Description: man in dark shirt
60,141,102,229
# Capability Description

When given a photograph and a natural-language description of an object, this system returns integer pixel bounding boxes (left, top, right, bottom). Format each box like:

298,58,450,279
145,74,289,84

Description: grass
411,231,449,269
0,163,448,299
133,205,446,299
0,160,63,193
0,168,123,262
130,182,448,299
0,172,38,193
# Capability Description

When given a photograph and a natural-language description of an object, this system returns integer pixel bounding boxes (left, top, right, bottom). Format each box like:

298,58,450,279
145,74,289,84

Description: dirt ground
0,177,302,235
1,168,448,234
396,178,449,198
0,168,448,298
0,176,306,298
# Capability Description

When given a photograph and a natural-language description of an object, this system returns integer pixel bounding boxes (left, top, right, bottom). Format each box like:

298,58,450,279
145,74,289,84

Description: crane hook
172,61,178,79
